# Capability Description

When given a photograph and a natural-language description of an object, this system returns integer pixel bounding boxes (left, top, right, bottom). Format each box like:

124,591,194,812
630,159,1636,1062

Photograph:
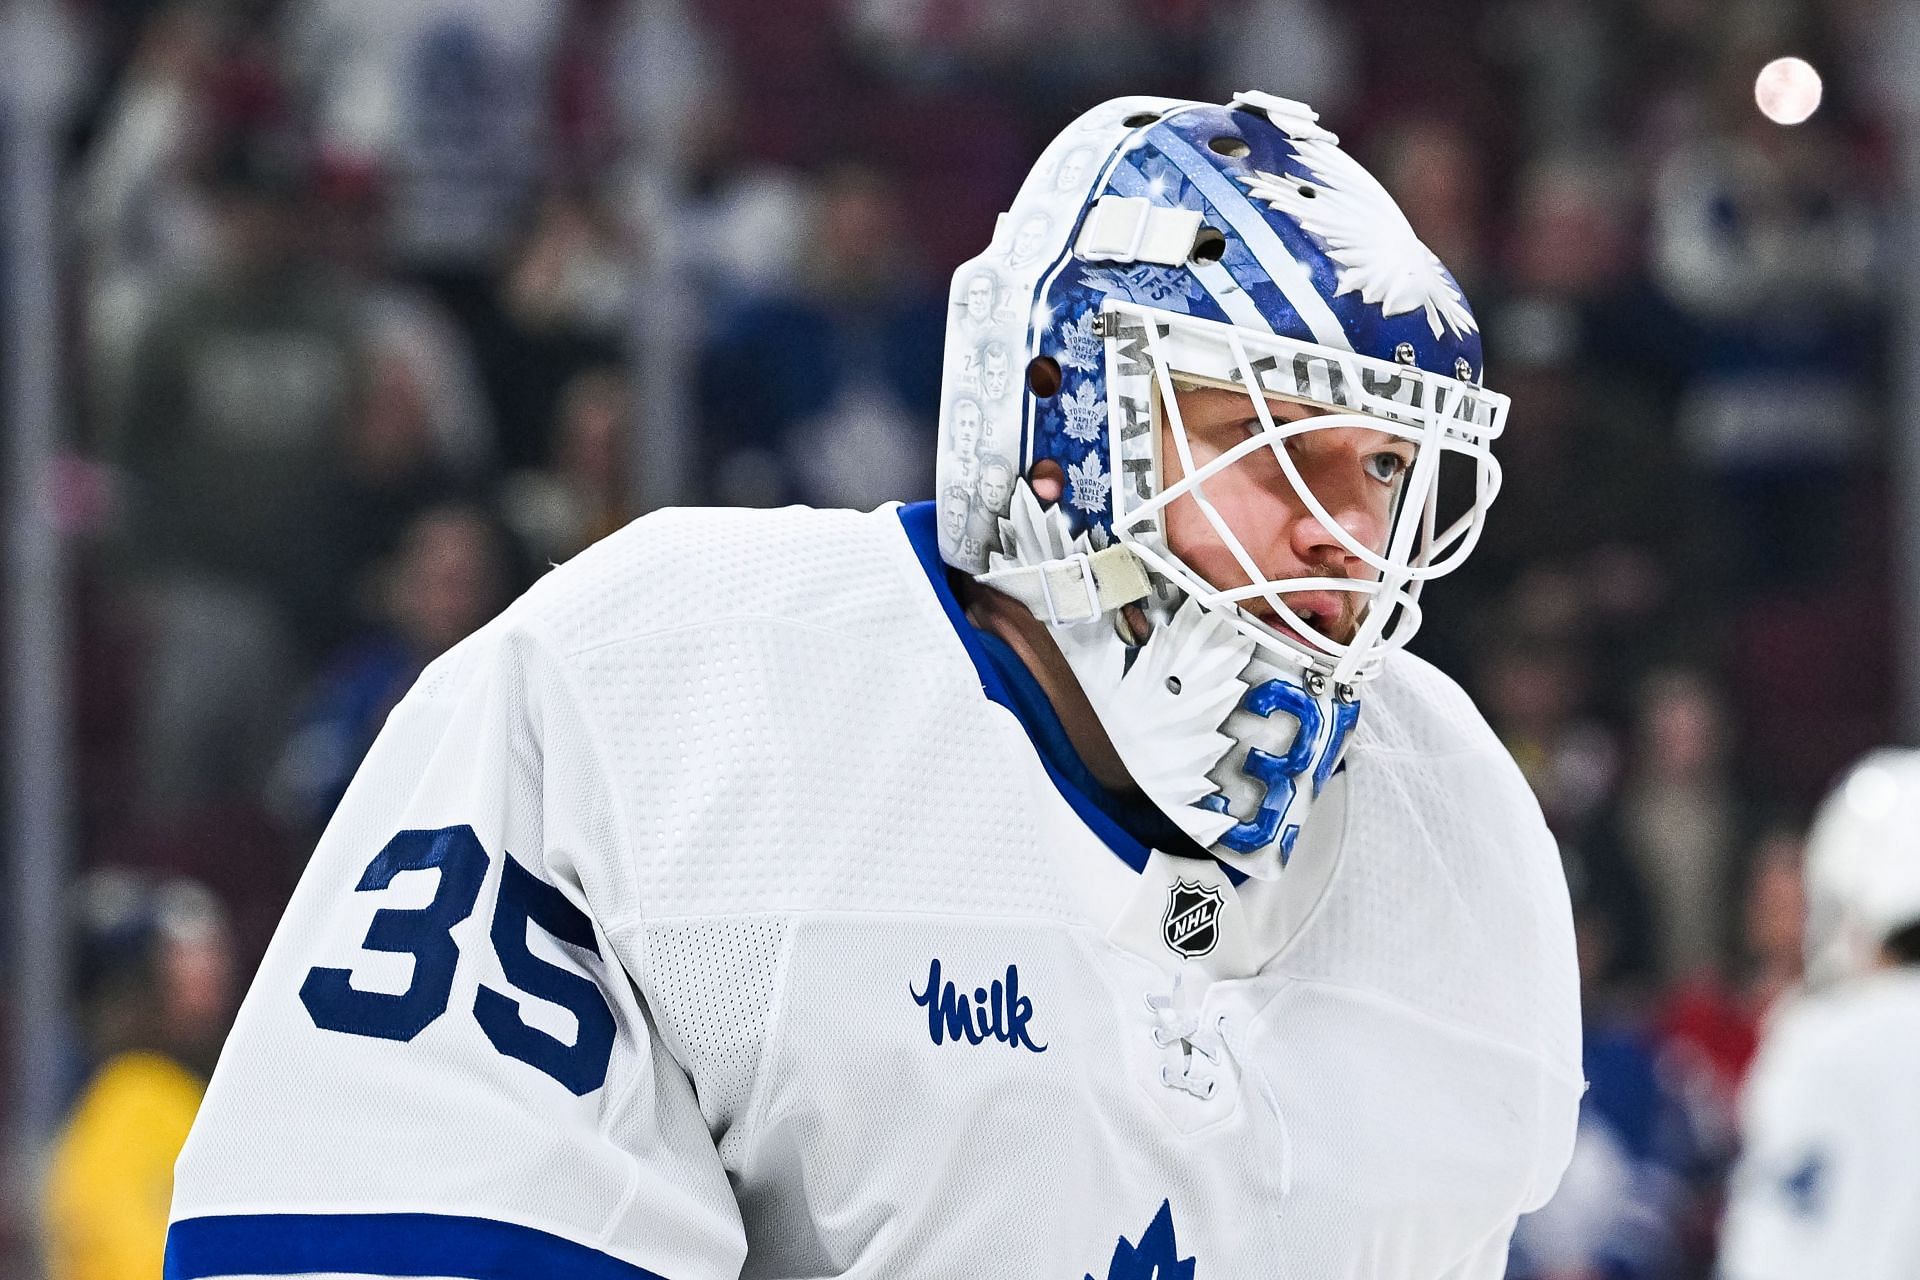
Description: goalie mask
935,92,1508,879
1803,749,1920,990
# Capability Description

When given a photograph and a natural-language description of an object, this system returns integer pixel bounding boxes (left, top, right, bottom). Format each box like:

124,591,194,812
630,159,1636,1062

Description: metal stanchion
2,0,77,1250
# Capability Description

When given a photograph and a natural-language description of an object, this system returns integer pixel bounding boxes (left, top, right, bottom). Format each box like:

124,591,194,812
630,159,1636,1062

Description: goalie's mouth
1249,590,1357,648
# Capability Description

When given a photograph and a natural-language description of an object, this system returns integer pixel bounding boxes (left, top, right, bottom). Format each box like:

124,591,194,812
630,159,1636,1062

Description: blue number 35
298,826,617,1096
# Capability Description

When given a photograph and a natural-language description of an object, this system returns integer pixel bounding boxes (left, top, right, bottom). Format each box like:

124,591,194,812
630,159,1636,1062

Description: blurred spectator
281,0,572,460
316,172,496,591
281,0,566,280
77,0,291,445
841,0,1161,101
1482,154,1700,600
268,504,517,835
1371,116,1491,295
1657,831,1807,1134
41,871,233,1280
1505,155,1637,310
319,161,496,479
1649,94,1882,593
495,188,636,466
1605,668,1746,982
696,164,944,509
325,340,481,599
640,85,817,298
500,367,637,567
600,0,723,183
1203,0,1358,121
1475,582,1620,840
1650,832,1808,1272
506,189,635,342
76,3,223,422
1471,579,1668,994
1484,0,1615,152
1741,834,1809,1011
839,0,1028,83
106,133,369,634
104,135,371,818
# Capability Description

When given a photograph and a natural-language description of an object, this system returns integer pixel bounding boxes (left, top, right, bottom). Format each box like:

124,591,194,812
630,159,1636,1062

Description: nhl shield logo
1162,879,1225,959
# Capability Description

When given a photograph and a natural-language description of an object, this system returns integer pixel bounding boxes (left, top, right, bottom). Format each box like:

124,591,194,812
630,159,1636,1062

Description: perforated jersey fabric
1719,971,1920,1280
168,502,1581,1280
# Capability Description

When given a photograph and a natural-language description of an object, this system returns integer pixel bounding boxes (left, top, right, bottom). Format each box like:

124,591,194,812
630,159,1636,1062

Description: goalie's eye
1365,449,1413,484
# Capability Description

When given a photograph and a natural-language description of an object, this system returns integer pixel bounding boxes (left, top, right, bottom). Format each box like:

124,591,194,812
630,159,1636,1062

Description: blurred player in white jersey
1719,749,1920,1280
168,92,1581,1280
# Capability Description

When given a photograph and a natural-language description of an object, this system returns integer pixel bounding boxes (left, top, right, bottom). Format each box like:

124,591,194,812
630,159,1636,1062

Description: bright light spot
1846,764,1899,820
1755,56,1823,126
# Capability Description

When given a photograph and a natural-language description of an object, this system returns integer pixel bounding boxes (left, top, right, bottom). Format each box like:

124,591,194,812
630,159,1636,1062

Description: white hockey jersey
1719,970,1920,1280
167,502,1582,1280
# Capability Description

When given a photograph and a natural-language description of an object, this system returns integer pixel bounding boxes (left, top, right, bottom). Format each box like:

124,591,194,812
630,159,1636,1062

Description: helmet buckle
1037,551,1104,626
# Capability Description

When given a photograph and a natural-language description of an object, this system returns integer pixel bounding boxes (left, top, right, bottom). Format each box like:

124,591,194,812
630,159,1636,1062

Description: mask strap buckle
1037,551,1104,626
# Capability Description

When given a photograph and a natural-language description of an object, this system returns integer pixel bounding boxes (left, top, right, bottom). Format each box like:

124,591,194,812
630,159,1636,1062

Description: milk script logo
1163,879,1224,958
909,959,1047,1052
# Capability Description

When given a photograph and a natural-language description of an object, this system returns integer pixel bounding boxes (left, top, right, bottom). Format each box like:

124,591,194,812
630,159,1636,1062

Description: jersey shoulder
1355,648,1552,876
1361,646,1508,760
1354,647,1556,875
507,504,948,661
1317,647,1581,1071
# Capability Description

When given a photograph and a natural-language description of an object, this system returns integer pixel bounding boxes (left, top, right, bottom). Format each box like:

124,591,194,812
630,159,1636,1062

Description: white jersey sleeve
1718,972,1920,1280
166,616,745,1280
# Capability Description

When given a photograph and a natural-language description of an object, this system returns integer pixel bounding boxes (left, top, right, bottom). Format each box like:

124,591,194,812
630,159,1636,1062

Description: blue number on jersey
300,826,617,1094
1199,681,1360,864
299,826,489,1041
475,855,617,1096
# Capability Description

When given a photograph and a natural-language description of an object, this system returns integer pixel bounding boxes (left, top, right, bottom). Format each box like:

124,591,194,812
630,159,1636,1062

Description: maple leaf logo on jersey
1067,453,1112,514
1060,310,1104,373
1061,381,1107,444
1241,141,1476,341
1086,1201,1195,1280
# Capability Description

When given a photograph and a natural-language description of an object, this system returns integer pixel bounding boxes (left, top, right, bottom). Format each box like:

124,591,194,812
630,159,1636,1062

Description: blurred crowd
5,0,1916,1276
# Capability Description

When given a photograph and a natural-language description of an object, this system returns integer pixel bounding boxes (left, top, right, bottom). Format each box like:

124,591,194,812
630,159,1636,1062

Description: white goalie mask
935,92,1508,877
1803,749,1920,989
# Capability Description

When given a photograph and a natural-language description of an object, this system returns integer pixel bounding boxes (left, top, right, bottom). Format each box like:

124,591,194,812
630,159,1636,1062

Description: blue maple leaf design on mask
1086,1201,1195,1280
1067,453,1112,514
1059,310,1104,373
1061,381,1107,443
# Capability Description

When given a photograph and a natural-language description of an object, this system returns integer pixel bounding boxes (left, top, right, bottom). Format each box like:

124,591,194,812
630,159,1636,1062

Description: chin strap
975,544,1154,626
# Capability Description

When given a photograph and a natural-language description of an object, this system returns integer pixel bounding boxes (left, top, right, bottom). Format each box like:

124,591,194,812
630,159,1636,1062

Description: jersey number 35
298,825,616,1096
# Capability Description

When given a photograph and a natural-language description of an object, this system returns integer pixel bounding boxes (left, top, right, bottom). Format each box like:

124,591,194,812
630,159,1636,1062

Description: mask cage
1099,300,1508,685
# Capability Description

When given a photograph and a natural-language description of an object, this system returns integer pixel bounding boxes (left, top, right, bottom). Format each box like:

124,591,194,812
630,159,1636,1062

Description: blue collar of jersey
897,502,1243,884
